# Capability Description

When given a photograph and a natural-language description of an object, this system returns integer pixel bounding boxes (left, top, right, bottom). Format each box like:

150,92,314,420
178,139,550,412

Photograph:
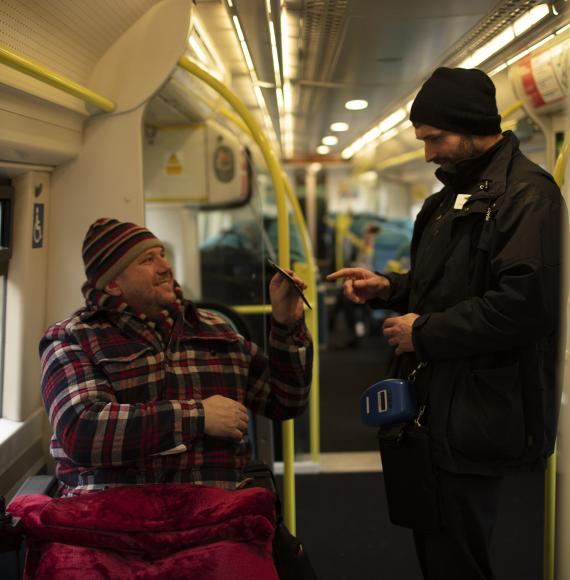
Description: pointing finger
327,268,356,281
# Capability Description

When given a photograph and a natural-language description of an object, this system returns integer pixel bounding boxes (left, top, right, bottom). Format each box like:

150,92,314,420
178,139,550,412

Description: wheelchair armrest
13,475,58,497
0,476,57,551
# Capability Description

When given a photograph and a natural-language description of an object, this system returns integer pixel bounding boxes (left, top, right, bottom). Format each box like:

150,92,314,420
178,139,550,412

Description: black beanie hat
410,67,501,135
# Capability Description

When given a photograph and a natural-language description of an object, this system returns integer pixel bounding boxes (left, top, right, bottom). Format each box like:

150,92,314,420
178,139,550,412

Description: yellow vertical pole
335,214,352,272
553,134,568,188
543,132,567,580
177,56,297,533
216,107,321,467
282,178,320,464
544,447,556,580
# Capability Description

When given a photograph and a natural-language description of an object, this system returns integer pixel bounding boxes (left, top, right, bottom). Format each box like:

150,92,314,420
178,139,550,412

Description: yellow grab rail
500,99,524,120
282,177,320,463
326,216,374,272
177,56,299,532
220,97,321,464
0,44,115,112
232,305,274,315
331,214,354,272
377,148,424,171
544,446,557,580
553,133,568,188
543,132,567,580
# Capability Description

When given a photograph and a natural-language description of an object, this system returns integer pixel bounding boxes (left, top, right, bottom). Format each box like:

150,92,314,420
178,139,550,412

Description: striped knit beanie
82,218,163,290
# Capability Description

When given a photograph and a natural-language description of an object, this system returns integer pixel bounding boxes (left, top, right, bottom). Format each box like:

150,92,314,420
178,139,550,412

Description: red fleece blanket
8,484,279,579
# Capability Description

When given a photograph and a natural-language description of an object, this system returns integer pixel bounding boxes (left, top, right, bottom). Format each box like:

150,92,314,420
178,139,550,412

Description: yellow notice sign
165,153,183,176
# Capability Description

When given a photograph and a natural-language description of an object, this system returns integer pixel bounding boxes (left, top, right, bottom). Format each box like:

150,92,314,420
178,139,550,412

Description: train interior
0,0,569,578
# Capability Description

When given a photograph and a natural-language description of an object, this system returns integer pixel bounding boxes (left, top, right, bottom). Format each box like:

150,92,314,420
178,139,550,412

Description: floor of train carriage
277,312,544,580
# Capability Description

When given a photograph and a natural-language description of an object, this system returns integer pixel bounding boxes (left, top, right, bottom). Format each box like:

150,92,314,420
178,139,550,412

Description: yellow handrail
553,133,568,188
219,106,251,136
0,44,115,112
500,99,524,120
544,131,567,580
330,214,354,271
219,85,321,464
151,92,322,468
544,445,557,580
232,305,274,315
377,148,424,171
282,179,320,463
177,56,299,532
325,215,373,272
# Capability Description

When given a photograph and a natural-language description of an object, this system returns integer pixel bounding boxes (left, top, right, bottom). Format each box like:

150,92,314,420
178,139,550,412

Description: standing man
328,67,565,579
41,218,312,495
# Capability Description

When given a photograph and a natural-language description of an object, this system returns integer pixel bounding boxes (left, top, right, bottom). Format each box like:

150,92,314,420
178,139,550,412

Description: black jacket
379,132,566,475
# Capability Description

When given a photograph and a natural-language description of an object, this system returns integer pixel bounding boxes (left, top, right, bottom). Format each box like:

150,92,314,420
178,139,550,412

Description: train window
0,180,13,414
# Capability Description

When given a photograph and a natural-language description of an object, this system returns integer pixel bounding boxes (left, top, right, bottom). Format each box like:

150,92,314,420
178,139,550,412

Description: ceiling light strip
269,22,282,88
188,16,226,80
342,3,561,160
281,7,294,157
226,3,279,148
266,5,283,140
458,3,551,68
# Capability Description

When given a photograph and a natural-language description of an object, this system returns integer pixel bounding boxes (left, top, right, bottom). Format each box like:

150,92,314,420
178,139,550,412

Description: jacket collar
79,282,237,343
81,281,190,337
435,131,519,197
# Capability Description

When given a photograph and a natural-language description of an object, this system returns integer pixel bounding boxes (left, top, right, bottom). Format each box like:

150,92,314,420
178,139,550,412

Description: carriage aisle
278,317,545,580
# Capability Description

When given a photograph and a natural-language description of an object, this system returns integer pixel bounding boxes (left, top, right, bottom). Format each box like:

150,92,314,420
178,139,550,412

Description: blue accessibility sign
32,203,44,249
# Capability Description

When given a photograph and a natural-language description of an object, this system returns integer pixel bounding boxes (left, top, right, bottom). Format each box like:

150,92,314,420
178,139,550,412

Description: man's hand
202,395,249,441
326,268,390,304
383,313,420,355
269,270,308,326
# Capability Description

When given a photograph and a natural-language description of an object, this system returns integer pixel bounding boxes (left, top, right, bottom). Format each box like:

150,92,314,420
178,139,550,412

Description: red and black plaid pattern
82,218,163,289
40,284,312,493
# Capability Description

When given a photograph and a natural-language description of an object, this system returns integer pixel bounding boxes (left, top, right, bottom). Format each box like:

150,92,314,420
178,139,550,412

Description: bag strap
407,361,429,426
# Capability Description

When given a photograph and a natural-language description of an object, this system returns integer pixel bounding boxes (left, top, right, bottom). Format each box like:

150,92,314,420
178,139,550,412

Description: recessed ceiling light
316,145,330,155
330,122,349,132
322,136,338,146
345,99,368,111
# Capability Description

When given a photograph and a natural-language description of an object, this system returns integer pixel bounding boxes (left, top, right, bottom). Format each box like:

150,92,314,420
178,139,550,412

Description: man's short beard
456,135,486,162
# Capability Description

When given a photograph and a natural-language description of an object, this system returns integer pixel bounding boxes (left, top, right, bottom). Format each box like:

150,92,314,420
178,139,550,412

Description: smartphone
266,258,312,310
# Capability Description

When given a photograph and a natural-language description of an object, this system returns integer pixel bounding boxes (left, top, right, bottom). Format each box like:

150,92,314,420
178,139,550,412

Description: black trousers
413,469,503,580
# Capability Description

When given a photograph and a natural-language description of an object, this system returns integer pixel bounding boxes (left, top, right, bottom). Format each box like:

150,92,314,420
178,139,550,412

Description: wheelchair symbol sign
32,203,44,249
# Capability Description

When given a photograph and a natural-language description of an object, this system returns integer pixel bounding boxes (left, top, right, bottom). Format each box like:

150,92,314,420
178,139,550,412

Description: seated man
40,218,313,495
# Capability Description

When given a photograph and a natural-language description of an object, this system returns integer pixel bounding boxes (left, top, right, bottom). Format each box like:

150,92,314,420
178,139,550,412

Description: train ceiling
195,0,563,163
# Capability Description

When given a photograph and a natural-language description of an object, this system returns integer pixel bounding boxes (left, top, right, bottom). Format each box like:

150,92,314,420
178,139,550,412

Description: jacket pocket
96,345,163,402
448,362,525,460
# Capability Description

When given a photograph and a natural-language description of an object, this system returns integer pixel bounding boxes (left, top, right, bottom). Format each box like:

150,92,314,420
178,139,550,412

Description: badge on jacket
454,194,471,210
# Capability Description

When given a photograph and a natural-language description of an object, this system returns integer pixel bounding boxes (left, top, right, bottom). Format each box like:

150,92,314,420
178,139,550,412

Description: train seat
7,482,279,579
372,225,411,273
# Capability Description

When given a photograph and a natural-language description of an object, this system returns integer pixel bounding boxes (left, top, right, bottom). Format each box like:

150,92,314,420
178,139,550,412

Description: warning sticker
518,39,569,109
165,153,183,176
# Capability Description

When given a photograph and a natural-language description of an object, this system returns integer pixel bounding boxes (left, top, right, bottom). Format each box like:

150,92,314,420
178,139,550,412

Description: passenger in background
329,222,380,347
40,218,312,495
327,67,565,580
354,222,381,270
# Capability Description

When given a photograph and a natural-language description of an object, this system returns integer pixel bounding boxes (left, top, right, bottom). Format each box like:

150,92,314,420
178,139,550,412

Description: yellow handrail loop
0,44,115,113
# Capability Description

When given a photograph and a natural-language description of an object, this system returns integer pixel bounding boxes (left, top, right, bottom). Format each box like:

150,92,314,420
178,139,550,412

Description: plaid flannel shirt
40,284,312,494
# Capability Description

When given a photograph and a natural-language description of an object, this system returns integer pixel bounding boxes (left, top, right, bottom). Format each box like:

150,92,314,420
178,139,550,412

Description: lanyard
407,361,428,427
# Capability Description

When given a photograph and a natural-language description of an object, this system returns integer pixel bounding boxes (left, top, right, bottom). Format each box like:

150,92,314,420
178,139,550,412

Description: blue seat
372,225,410,273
